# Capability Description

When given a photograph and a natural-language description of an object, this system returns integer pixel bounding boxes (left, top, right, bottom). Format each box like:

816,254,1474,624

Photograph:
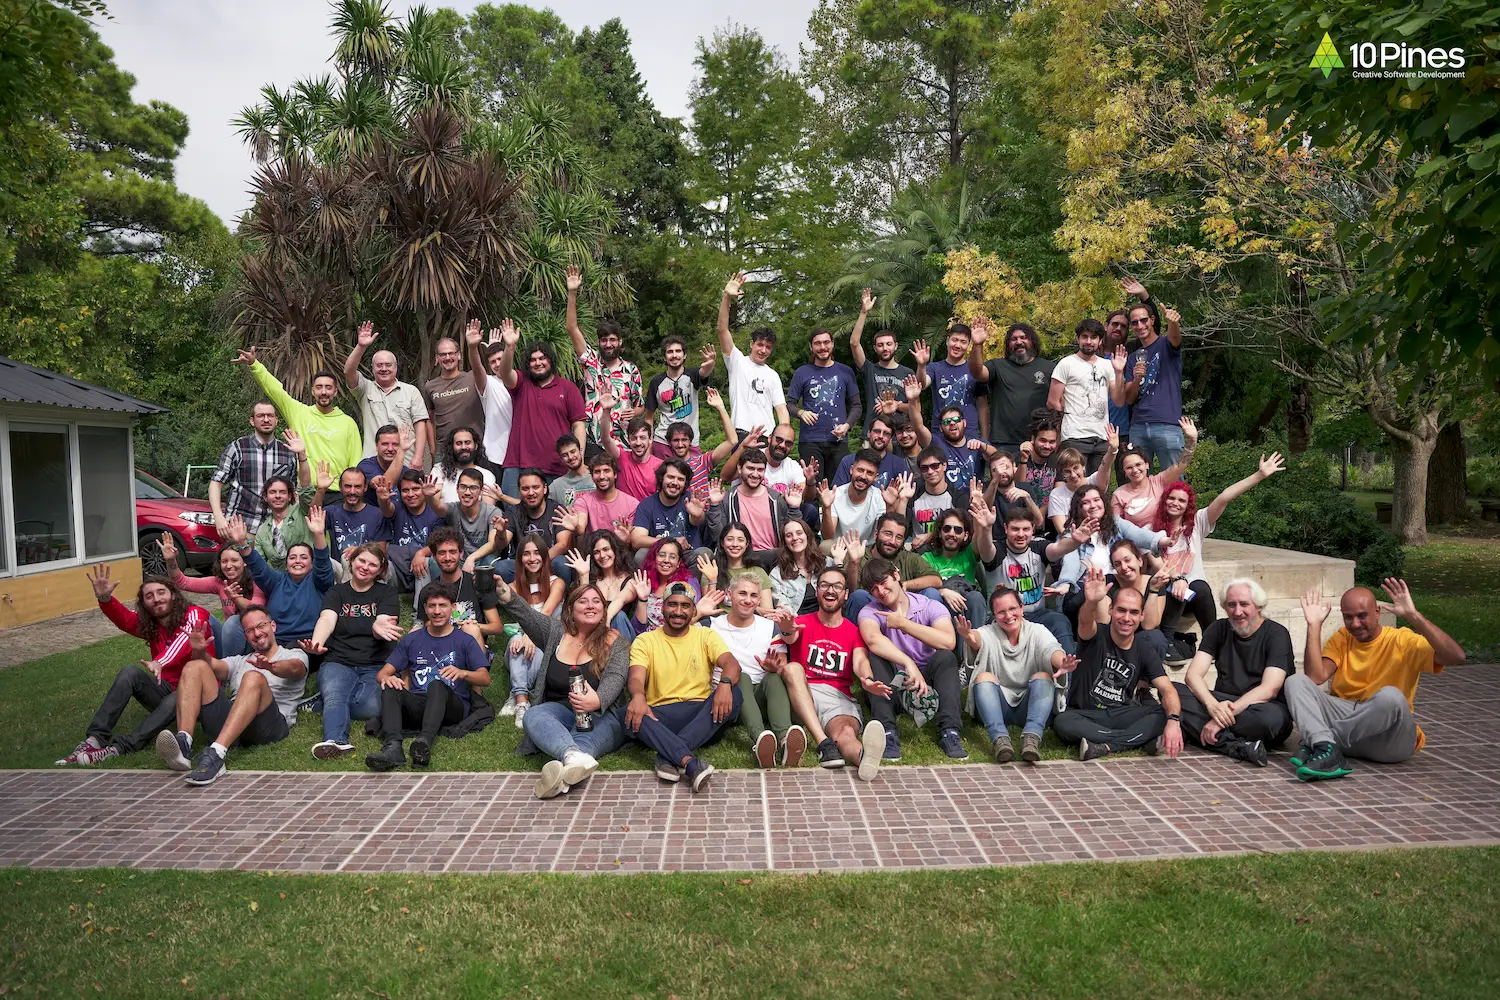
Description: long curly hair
1067,485,1119,543
584,529,633,583
136,576,191,648
644,537,694,591
438,425,488,482
560,582,619,682
776,517,823,580
1152,480,1199,544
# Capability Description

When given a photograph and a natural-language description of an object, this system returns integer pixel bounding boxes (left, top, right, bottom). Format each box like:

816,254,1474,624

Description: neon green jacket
251,362,362,476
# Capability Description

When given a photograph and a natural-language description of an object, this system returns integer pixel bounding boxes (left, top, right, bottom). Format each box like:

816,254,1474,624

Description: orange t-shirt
1323,625,1441,750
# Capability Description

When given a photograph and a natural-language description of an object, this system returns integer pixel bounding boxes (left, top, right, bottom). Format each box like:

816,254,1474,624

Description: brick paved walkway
2,666,1496,874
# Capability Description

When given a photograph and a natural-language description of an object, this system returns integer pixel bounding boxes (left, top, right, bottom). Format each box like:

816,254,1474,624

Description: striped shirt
210,434,297,535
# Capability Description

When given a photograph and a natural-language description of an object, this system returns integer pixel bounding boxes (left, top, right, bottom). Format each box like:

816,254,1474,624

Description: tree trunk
1388,435,1439,546
1287,381,1313,454
1247,394,1282,444
1425,421,1468,524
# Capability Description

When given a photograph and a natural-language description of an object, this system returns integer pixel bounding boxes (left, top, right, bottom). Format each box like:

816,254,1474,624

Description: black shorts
199,693,288,748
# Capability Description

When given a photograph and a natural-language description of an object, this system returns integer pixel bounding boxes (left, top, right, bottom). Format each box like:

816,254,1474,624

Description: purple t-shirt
857,590,951,670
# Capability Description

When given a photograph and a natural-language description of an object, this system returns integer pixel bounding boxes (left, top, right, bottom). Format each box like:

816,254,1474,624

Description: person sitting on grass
493,573,633,800
697,522,775,614
778,566,889,778
252,474,315,573
1288,579,1466,782
366,583,492,772
707,575,804,769
1052,568,1184,762
297,543,404,760
160,533,263,657
626,583,743,792
1173,579,1295,768
228,508,336,651
919,501,998,629
502,536,566,729
57,566,216,766
993,505,1090,656
155,606,308,786
377,468,447,592
957,587,1078,765
628,537,699,633
562,530,640,636
768,517,826,615
856,557,966,763
417,527,504,651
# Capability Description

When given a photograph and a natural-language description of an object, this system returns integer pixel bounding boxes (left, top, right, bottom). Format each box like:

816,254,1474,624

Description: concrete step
1198,539,1353,602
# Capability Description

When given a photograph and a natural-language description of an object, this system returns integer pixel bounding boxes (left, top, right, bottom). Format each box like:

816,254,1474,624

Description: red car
135,468,222,574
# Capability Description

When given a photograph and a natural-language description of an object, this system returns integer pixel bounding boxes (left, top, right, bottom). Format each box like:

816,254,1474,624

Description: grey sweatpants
1283,674,1418,763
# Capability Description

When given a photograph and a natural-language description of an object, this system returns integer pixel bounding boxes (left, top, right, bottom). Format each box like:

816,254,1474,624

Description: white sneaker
514,701,529,729
311,740,355,760
534,760,569,800
560,749,598,786
499,693,517,717
857,720,885,781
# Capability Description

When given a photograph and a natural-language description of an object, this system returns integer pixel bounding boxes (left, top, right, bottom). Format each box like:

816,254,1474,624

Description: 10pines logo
1309,31,1466,79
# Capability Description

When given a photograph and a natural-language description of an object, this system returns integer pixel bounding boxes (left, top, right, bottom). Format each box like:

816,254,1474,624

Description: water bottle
569,665,593,731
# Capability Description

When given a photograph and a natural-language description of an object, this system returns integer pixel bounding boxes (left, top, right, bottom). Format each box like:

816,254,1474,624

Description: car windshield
135,471,181,500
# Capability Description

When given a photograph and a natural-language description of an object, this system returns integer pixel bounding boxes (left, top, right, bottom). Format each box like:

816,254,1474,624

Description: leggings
380,684,466,743
1162,579,1215,631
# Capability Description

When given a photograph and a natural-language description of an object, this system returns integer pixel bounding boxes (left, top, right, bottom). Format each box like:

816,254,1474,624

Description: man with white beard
1172,579,1295,767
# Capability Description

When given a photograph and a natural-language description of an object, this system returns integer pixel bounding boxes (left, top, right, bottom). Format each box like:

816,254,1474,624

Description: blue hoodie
246,544,336,641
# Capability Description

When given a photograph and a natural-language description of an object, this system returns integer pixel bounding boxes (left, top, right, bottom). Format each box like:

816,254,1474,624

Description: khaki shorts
810,683,861,728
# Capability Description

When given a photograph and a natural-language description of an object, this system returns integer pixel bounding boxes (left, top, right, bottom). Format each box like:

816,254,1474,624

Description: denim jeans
318,661,383,743
973,676,1054,741
634,688,743,766
507,643,544,699
87,665,177,754
500,466,522,499
1025,608,1076,656
219,614,247,658
1129,421,1185,472
523,701,629,761
609,610,635,639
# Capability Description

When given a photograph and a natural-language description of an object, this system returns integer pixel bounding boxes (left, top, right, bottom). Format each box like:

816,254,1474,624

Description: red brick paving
2,666,1498,873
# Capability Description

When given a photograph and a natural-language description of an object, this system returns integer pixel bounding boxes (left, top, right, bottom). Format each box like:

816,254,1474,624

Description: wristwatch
1166,713,1181,721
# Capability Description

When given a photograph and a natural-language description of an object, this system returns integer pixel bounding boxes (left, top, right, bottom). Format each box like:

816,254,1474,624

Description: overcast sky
93,0,819,223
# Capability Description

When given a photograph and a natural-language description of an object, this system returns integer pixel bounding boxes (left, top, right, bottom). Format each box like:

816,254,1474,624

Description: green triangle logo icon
1309,32,1345,78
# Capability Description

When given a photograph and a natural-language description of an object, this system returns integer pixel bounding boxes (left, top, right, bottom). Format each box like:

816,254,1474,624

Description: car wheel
139,529,186,577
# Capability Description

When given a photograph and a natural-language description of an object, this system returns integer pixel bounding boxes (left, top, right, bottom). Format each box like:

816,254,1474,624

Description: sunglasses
1129,317,1152,326
770,437,794,446
940,524,968,535
941,417,963,426
919,462,944,472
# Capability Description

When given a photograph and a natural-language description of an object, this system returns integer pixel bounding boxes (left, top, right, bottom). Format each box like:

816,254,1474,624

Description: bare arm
564,266,589,357
718,272,744,358
344,321,375,390
1205,447,1277,524
1046,378,1065,413
849,288,873,370
859,618,916,671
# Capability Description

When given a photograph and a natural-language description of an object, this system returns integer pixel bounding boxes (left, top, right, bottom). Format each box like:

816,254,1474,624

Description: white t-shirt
480,377,514,467
225,648,310,726
1160,508,1217,583
1051,354,1114,442
708,614,784,685
439,465,497,507
831,484,886,543
763,457,806,498
726,346,786,432
1046,482,1076,519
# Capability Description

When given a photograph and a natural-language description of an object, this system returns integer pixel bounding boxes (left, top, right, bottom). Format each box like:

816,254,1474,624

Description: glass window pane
80,426,133,557
10,424,75,567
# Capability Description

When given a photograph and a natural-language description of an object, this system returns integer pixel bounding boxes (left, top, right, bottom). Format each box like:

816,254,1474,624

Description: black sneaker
295,693,324,716
1079,738,1110,762
938,728,968,761
1020,732,1042,763
684,756,714,793
365,740,405,773
1228,739,1269,768
184,748,226,786
1143,737,1161,757
1289,743,1312,768
1296,742,1353,782
882,729,902,762
992,736,1014,764
409,738,432,768
817,738,845,769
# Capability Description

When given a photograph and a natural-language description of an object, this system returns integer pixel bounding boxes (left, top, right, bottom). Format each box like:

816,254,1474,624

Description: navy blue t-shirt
633,494,702,549
1129,336,1182,425
926,359,978,434
385,503,444,549
832,450,911,490
788,362,860,444
388,626,489,709
327,502,390,553
357,457,411,506
940,439,985,489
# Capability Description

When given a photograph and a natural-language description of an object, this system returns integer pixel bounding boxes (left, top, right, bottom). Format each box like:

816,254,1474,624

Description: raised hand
422,475,442,499
1179,415,1198,445
955,614,981,652
487,326,502,346
743,425,766,449
1259,452,1285,478
1163,305,1181,327
232,346,258,366
1120,276,1148,300
830,533,848,564
895,471,916,501
632,569,651,600
281,429,306,457
1300,589,1330,627
844,533,866,564
399,425,416,456
1112,345,1128,375
1054,653,1080,676
158,533,178,566
563,548,590,581
902,373,922,399
969,492,995,529
700,345,717,367
970,316,988,344
565,264,583,293
187,624,209,659
483,485,503,507
1072,515,1100,545
226,515,249,546
802,457,819,484
356,321,378,348
875,390,898,416
724,271,746,298
499,318,519,348
464,319,482,346
1106,423,1119,452
373,475,392,501
860,287,875,314
315,460,334,492
703,386,722,409
757,649,788,675
1378,578,1418,620
306,503,326,537
611,517,633,544
1082,566,1109,605
707,479,726,507
696,588,726,618
818,480,836,508
696,554,719,584
299,637,328,656
910,340,930,365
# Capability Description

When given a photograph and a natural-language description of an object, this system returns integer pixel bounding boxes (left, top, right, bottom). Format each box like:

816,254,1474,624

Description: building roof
0,355,167,415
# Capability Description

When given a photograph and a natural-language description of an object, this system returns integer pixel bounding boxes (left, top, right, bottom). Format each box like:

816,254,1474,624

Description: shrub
1187,439,1404,586
1469,456,1500,499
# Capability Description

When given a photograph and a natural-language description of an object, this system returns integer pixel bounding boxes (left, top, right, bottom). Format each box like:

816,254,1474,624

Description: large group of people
58,274,1468,795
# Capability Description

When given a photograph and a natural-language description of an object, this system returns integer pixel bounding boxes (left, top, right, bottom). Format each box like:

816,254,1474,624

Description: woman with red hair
1153,453,1286,630
629,537,700,633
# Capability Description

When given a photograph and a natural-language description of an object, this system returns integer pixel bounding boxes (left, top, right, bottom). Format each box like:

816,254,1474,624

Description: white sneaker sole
858,721,885,781
311,741,355,761
559,756,597,786
155,730,190,771
781,725,807,768
534,760,569,799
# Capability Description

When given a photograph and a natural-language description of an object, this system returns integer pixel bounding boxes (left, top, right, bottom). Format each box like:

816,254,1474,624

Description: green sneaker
1288,743,1312,768
1295,742,1353,782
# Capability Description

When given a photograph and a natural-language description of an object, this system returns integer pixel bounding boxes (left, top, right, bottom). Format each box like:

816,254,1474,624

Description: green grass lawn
1402,535,1500,662
2,848,1497,999
0,634,1065,772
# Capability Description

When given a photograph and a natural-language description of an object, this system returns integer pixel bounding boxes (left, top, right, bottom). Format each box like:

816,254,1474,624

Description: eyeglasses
940,417,963,426
919,462,944,471
940,524,968,535
817,580,847,591
457,484,481,491
245,621,274,633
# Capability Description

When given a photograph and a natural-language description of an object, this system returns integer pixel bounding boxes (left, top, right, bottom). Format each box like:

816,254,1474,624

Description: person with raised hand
849,287,914,438
377,468,448,593
344,320,430,469
788,324,862,490
1112,415,1201,527
1052,567,1183,761
55,565,216,766
159,532,264,658
467,318,517,495
968,317,1054,455
1288,578,1467,782
568,530,640,636
916,321,979,438
422,322,487,470
1048,318,1126,476
235,345,361,479
230,504,336,650
717,270,789,437
1123,288,1187,471
494,315,587,480
566,264,644,449
645,335,717,457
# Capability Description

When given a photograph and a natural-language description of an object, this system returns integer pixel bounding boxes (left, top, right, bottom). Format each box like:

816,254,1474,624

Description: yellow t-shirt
630,626,729,707
1324,625,1441,750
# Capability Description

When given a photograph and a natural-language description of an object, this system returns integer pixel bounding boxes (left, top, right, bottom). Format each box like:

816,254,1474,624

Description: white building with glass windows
0,356,165,627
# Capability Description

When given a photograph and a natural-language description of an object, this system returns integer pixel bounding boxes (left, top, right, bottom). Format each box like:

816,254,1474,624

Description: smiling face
629,426,652,459
312,375,339,408
1122,452,1149,485
668,428,694,459
1129,305,1156,343
721,527,748,562
810,330,833,363
750,336,774,364
866,422,892,453
241,609,277,654
558,440,582,472
435,338,461,375
1105,313,1128,347
399,479,424,511
895,423,918,451
519,539,545,574
570,586,605,628
663,341,685,370
141,581,174,619
1079,487,1106,523
1109,587,1144,639
873,518,907,559
450,430,477,466
591,535,617,572
919,454,946,489
519,474,546,510
285,544,313,580
940,412,966,443
849,458,878,492
782,520,808,554
251,402,278,437
991,589,1024,633
815,570,848,612
873,332,897,363
659,466,686,503
741,459,765,491
424,594,454,625
376,430,402,464
1006,328,1033,362
264,480,292,514
340,470,367,508
590,461,616,493
870,571,903,609
598,329,622,362
767,428,793,463
1004,516,1034,551
1162,487,1190,519
945,329,970,363
217,547,245,582
434,539,462,576
350,550,383,584
527,349,553,381
1061,461,1087,489
1340,588,1382,643
1111,545,1142,582
654,542,681,579
456,478,483,511
662,592,696,631
730,576,761,616
1224,584,1262,637
371,350,398,387
1031,428,1059,459
937,513,968,553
